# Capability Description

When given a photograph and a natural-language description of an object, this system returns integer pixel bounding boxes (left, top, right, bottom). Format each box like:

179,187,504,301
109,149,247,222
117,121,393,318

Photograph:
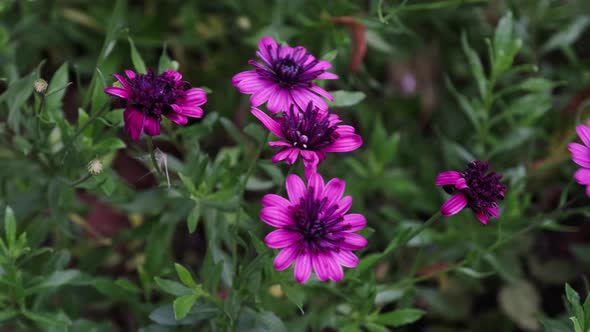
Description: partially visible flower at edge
435,160,506,224
251,102,362,178
104,69,206,140
569,121,590,197
232,36,338,114
261,173,367,283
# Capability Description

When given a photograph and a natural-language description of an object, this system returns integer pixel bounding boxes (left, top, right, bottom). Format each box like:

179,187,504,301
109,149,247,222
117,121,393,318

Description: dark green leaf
374,308,425,327
154,277,192,296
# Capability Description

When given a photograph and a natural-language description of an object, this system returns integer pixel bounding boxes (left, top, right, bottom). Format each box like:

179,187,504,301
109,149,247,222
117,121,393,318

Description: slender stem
400,211,442,249
60,101,110,158
147,136,163,179
66,173,92,187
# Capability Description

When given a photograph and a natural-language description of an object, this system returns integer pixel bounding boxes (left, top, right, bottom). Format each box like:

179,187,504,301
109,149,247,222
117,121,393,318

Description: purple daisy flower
232,36,338,114
251,102,362,178
435,161,506,224
261,173,367,283
104,69,207,140
569,122,590,196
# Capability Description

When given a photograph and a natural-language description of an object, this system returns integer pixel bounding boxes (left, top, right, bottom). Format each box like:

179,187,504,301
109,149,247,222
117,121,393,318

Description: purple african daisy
435,161,506,224
252,102,362,178
232,36,338,114
569,121,590,196
104,69,207,140
261,173,367,283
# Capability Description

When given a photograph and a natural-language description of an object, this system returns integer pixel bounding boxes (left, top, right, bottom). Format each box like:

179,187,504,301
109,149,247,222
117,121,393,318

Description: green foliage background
1,0,590,331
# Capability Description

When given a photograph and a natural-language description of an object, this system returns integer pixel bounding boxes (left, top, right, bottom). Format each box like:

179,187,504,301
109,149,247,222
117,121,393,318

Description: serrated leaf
374,308,425,327
129,37,147,74
173,294,198,320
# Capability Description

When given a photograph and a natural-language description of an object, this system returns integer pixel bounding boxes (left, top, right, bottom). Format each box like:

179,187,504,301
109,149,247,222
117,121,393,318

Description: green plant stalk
60,101,110,159
147,136,164,179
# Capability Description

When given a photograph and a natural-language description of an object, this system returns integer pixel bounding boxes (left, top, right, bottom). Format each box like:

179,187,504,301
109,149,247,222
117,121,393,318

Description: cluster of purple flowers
105,37,514,284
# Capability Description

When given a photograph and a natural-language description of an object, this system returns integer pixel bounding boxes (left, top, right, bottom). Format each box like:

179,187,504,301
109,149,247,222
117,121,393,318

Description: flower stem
66,173,93,187
401,211,442,248
147,136,164,179
60,101,110,160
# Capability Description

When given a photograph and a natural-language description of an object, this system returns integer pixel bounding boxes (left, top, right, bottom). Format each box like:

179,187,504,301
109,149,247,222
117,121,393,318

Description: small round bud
236,16,251,30
34,79,48,94
87,159,104,175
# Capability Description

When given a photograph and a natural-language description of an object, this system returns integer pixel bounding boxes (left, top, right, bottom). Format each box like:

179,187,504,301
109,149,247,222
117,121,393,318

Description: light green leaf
36,269,81,289
174,263,198,289
45,62,70,115
187,203,201,234
330,90,366,107
154,277,192,296
129,37,147,74
4,206,16,249
374,308,425,327
173,294,198,320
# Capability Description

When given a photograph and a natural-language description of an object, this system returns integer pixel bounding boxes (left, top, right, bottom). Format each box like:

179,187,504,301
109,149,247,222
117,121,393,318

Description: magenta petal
271,149,295,163
273,246,299,271
112,74,131,90
165,69,182,81
125,69,136,79
123,107,145,141
335,196,353,215
341,214,366,232
269,141,292,148
435,171,462,186
294,253,312,283
334,250,359,268
323,134,363,152
286,174,306,204
267,89,290,113
575,168,590,185
326,253,343,281
260,207,294,227
476,212,489,224
341,233,368,250
262,194,291,208
165,112,188,126
310,85,334,102
440,193,468,216
250,85,278,108
577,124,590,147
586,185,590,197
143,116,161,136
569,143,590,168
317,72,339,80
488,206,499,218
284,148,300,165
104,87,130,99
265,229,301,249
251,108,285,138
180,106,204,118
258,36,278,62
308,173,324,201
323,178,345,208
455,178,468,189
312,253,330,281
184,88,207,106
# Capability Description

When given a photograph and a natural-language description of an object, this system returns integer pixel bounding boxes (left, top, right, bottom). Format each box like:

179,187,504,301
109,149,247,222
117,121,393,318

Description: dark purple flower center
286,188,349,252
127,69,190,119
281,103,338,150
254,45,323,89
458,161,506,214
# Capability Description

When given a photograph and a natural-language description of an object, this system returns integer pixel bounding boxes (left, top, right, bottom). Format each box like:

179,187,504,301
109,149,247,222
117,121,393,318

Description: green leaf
330,90,366,107
173,294,198,320
158,46,178,73
0,309,18,322
129,37,147,74
174,263,198,289
494,11,514,60
178,173,198,197
36,269,81,289
4,206,16,250
187,202,201,234
14,136,32,155
0,65,39,130
45,62,69,115
461,32,487,99
321,50,338,62
542,16,590,53
374,308,425,327
94,137,126,151
516,78,556,92
154,277,192,296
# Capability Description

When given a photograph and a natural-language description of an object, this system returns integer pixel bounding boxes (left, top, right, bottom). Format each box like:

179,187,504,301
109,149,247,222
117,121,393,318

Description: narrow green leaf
374,308,425,327
129,37,147,74
174,263,198,289
187,203,201,234
154,277,192,296
173,294,198,320
4,206,16,249
35,269,81,289
178,173,198,196
461,32,487,99
45,62,69,115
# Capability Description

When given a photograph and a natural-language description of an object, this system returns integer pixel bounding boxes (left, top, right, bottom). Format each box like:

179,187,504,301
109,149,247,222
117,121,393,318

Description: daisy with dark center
435,161,506,224
568,121,590,197
261,173,367,283
251,102,362,178
104,68,207,140
232,36,338,114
